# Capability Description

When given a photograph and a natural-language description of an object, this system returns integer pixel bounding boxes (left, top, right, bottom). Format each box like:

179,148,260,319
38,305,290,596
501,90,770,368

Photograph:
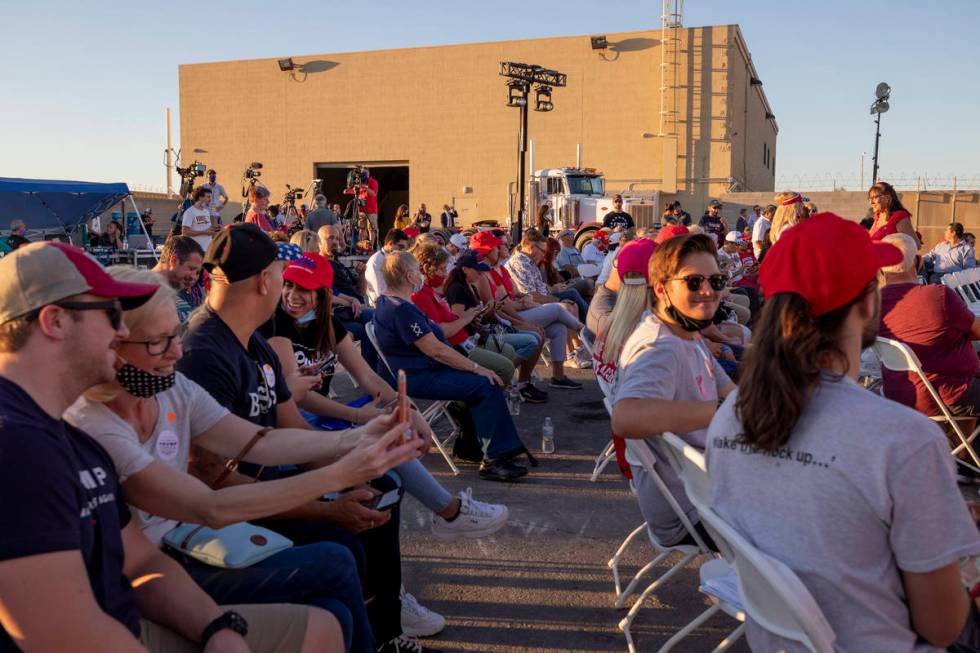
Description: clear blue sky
2,0,977,191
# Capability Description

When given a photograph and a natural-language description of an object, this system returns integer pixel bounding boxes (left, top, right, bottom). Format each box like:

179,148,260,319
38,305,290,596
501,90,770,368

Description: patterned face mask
116,362,176,398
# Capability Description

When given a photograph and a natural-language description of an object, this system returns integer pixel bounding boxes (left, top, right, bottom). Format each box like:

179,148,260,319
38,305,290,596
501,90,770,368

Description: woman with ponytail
706,212,980,652
610,233,734,548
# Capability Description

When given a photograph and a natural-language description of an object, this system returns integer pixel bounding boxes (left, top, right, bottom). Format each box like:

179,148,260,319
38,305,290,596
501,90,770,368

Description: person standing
706,213,979,652
698,200,728,245
602,195,634,230
751,204,774,259
440,204,458,230
413,204,432,234
359,168,379,245
201,169,229,225
365,229,410,307
306,194,339,233
181,186,217,252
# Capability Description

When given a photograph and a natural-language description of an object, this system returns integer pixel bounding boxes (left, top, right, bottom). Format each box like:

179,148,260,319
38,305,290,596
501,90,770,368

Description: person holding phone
373,251,534,481
66,266,426,653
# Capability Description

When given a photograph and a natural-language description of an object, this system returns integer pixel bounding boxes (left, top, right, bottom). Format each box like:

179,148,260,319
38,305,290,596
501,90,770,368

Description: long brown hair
539,237,563,285
867,181,909,217
735,283,872,452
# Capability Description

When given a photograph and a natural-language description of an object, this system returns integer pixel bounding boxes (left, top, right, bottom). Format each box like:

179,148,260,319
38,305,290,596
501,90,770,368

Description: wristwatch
201,611,249,646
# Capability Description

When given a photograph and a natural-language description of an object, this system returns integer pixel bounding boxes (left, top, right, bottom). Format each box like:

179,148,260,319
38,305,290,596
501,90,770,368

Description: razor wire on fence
774,174,980,192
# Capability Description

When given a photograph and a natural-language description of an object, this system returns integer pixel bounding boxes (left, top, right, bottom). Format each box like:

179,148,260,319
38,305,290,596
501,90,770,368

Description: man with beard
153,235,205,321
705,214,980,652
0,242,338,651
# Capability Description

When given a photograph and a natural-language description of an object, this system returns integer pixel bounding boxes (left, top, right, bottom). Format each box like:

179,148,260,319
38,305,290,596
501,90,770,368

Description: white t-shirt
64,374,229,547
750,216,771,257
613,311,731,544
581,242,606,267
596,248,619,285
364,249,387,307
201,182,228,216
181,205,214,252
706,376,980,653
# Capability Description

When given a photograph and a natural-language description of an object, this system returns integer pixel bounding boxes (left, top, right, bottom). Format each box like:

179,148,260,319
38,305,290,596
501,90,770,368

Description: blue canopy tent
0,177,132,235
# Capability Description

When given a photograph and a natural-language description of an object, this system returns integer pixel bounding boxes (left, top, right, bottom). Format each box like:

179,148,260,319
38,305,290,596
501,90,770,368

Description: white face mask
296,309,316,324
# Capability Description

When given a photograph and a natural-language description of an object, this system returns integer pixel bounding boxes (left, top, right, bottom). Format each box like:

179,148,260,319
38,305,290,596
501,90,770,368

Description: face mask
426,274,446,288
662,290,714,332
297,309,316,324
411,273,424,293
116,362,176,398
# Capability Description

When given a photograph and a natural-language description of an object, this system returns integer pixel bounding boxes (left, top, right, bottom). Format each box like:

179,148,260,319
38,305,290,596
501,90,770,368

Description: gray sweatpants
518,303,583,362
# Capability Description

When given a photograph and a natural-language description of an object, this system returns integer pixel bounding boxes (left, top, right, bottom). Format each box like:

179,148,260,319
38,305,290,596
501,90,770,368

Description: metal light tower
870,82,891,185
500,62,566,241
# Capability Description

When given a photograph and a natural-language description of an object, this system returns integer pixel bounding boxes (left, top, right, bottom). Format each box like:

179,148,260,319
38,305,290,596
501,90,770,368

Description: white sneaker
430,487,508,542
400,587,445,638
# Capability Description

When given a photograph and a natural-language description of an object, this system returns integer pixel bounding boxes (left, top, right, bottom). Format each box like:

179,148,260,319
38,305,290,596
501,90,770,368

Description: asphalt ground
334,365,750,653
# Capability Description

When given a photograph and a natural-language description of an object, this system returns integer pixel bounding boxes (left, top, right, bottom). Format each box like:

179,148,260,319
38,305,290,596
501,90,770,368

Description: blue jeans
176,541,372,653
405,367,524,459
554,288,589,322
501,331,541,361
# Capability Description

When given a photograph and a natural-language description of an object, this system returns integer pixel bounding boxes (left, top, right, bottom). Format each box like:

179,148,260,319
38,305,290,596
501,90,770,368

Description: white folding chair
873,336,980,472
365,322,460,475
697,504,836,652
658,434,835,653
589,368,616,482
943,271,980,317
616,438,713,653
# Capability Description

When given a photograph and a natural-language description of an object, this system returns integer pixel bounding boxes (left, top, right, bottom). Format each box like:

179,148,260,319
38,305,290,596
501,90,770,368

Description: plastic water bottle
507,382,521,415
541,417,555,454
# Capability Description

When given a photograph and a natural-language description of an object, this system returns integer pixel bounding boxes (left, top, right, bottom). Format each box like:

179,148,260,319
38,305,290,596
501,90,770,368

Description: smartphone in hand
397,370,413,444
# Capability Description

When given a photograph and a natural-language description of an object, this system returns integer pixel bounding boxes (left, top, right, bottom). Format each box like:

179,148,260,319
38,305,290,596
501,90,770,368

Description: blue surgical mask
297,309,316,324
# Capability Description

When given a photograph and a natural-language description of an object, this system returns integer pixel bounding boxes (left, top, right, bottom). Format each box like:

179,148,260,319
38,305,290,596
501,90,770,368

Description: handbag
163,427,293,568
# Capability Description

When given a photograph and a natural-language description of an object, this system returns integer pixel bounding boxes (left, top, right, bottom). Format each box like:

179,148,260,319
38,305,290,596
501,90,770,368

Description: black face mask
116,362,176,398
663,290,714,332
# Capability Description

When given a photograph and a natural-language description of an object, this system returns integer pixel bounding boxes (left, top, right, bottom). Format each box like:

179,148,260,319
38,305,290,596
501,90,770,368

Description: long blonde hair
769,191,807,244
599,272,650,365
85,266,172,402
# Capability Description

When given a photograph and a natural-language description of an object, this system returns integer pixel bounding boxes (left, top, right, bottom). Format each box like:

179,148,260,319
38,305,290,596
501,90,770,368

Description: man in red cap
0,242,326,650
705,213,980,652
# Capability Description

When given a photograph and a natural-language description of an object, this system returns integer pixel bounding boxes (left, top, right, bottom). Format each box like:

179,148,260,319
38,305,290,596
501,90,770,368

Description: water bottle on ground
541,417,555,454
507,382,521,415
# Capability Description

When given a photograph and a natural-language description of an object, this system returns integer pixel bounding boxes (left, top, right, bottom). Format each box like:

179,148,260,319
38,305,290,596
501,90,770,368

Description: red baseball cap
616,238,657,285
0,241,158,323
592,229,611,245
470,230,502,253
403,226,420,239
759,212,902,316
655,224,689,244
282,253,334,291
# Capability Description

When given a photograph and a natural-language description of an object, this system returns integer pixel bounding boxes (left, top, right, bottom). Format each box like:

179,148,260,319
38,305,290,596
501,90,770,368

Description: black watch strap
201,610,249,646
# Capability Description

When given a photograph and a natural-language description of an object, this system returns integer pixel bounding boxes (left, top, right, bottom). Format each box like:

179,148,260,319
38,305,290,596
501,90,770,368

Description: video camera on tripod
175,161,207,199
346,165,368,191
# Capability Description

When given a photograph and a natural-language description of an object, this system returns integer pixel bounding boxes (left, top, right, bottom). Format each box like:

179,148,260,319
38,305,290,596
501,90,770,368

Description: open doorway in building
314,162,409,237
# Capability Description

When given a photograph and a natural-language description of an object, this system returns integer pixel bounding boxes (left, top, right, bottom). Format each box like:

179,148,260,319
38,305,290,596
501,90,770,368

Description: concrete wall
721,190,980,250
178,26,776,228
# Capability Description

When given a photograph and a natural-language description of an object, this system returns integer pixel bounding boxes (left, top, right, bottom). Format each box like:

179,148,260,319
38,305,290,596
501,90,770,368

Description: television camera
175,161,207,199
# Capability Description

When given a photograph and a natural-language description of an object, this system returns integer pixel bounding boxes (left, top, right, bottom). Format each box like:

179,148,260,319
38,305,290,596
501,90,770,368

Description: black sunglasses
55,300,124,330
669,274,727,292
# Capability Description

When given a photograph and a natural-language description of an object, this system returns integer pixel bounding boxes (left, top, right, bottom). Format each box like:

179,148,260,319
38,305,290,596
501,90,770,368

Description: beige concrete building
179,25,777,230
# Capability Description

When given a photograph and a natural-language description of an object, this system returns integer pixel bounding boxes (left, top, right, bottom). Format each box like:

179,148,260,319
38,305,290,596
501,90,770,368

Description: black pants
254,474,403,643
950,377,980,418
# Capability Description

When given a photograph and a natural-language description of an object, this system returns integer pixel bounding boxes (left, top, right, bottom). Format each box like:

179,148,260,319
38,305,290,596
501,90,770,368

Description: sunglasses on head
669,274,727,292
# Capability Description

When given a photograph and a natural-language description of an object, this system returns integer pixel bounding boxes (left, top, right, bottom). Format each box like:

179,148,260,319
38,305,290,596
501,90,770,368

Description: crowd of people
4,177,980,653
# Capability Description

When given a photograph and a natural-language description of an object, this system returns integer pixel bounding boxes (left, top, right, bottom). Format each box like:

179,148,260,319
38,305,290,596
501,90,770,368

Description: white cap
725,230,743,243
449,233,468,249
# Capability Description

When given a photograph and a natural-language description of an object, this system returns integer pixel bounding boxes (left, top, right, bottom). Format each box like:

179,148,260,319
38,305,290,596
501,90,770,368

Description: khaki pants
140,604,308,653
468,341,517,385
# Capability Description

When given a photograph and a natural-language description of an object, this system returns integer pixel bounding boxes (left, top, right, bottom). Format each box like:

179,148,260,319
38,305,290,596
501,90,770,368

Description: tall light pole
870,82,891,185
500,62,565,242
860,151,867,190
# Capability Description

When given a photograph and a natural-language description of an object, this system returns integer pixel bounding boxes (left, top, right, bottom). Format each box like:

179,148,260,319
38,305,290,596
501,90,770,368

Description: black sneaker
519,384,548,403
549,376,583,390
376,634,444,653
479,457,529,481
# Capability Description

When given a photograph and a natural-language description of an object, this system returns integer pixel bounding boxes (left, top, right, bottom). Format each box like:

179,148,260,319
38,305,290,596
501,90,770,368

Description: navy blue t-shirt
178,305,292,429
0,377,140,650
372,295,449,372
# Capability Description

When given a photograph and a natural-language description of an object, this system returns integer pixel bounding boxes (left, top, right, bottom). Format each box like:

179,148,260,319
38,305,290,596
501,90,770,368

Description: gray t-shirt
613,311,731,544
586,283,617,336
305,207,338,232
65,373,229,547
706,376,980,653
